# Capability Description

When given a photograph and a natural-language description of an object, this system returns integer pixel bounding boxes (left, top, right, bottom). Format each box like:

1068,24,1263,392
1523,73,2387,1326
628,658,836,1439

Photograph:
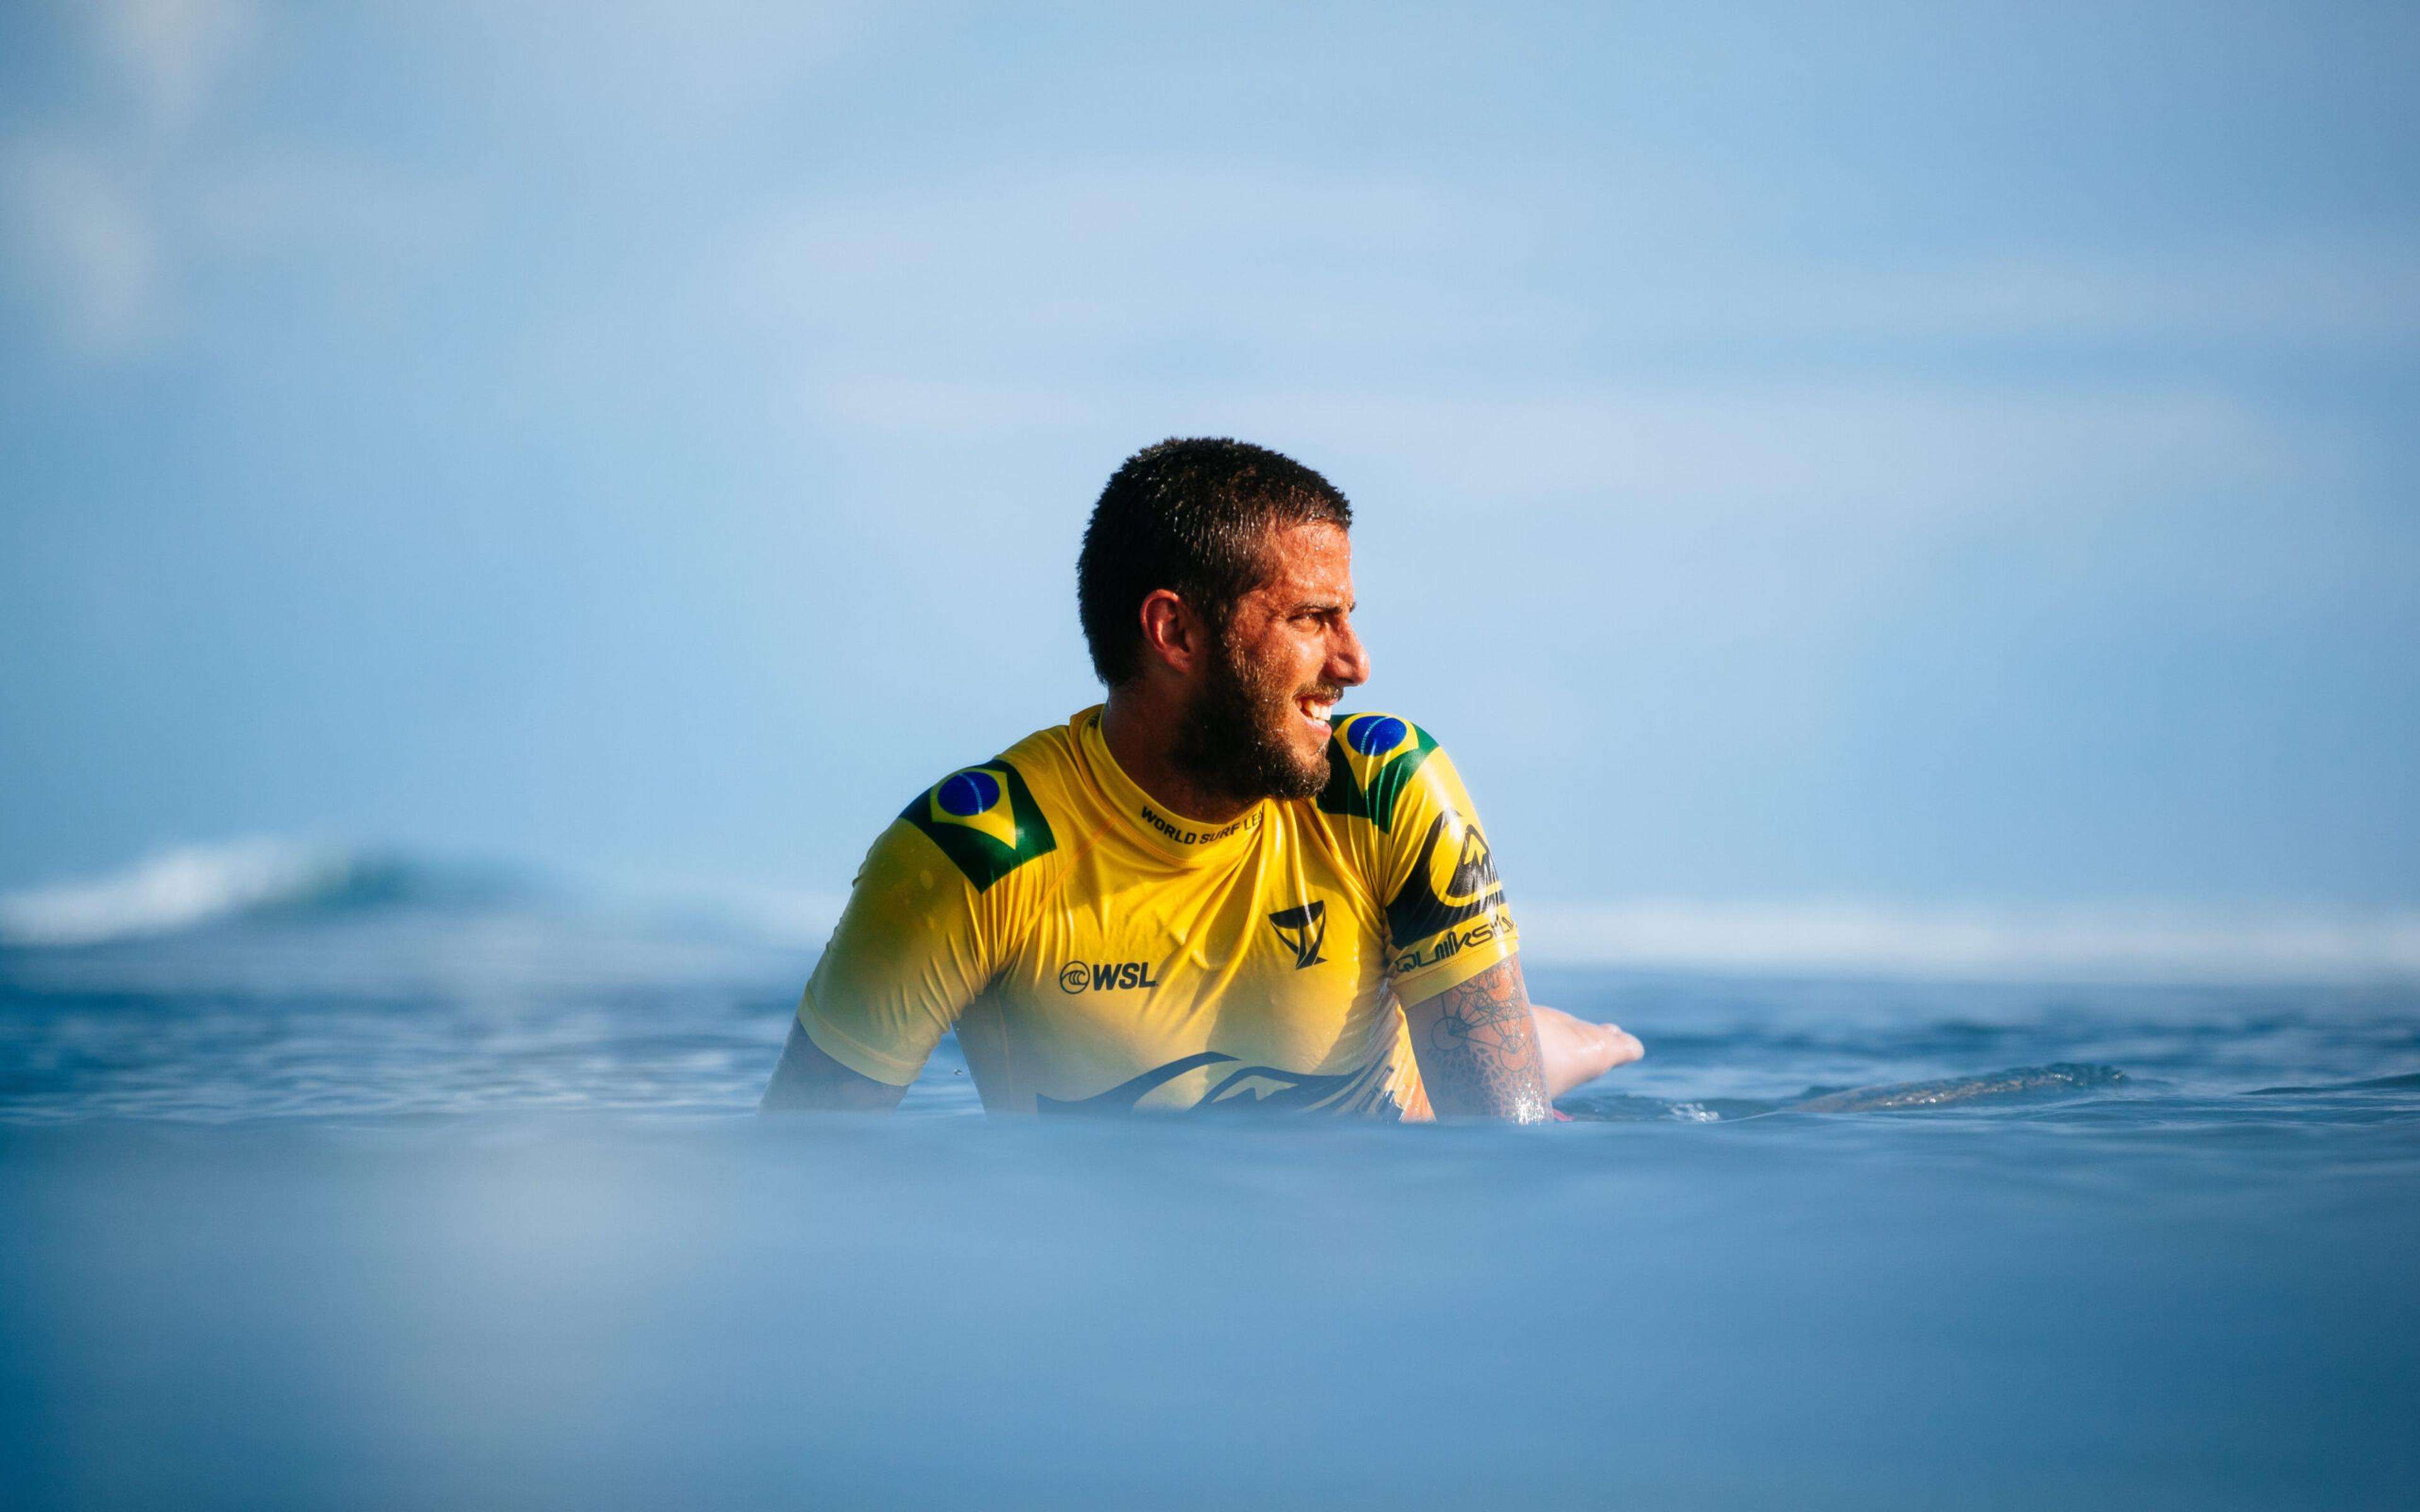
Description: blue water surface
3,896,2416,1509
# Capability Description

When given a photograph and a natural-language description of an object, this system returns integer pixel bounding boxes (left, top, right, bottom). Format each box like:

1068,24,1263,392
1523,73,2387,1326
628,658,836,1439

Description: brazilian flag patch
899,760,1056,890
1316,713,1438,832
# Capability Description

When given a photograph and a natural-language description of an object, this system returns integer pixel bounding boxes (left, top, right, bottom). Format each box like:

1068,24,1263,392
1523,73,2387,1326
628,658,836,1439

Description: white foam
1519,899,2420,985
0,839,354,948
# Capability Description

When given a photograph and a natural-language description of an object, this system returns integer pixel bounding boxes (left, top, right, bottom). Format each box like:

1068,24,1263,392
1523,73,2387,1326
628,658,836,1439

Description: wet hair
1076,437,1353,686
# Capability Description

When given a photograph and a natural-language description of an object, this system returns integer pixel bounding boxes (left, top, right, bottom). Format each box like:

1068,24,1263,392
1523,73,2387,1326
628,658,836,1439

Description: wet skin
763,521,1645,1118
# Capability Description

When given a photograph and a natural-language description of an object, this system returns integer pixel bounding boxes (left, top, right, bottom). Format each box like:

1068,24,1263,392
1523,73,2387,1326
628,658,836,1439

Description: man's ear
1136,588,1206,677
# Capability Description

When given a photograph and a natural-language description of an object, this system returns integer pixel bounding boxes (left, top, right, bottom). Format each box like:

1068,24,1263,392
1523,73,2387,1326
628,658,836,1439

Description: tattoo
1405,954,1550,1122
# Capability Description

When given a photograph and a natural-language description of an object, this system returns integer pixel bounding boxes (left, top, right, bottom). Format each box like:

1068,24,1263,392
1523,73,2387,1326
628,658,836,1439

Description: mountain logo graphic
1267,900,1328,970
1443,825,1497,905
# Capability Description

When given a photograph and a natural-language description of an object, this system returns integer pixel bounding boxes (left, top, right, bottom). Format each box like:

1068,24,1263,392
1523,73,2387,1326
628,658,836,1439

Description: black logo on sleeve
1384,811,1504,953
1267,900,1328,970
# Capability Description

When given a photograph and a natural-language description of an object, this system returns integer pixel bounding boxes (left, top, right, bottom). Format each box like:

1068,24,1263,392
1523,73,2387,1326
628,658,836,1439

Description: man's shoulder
1315,711,1451,833
887,716,1085,893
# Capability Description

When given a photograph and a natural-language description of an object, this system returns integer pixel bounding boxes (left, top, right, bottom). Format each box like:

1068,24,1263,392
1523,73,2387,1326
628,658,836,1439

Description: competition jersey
797,707,1519,1118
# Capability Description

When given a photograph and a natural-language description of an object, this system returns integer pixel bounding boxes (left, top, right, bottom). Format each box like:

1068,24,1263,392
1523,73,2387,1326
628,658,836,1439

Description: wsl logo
1267,900,1328,970
1059,959,1163,994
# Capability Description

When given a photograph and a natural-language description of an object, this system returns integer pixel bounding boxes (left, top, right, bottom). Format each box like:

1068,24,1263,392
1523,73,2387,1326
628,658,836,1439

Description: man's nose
1330,619,1370,688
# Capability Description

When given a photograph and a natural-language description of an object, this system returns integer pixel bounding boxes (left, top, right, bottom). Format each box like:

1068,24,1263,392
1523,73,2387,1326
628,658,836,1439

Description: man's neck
1098,685,1257,827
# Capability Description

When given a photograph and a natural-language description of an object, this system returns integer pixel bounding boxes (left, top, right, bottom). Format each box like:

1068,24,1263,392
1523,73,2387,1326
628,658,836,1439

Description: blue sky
3,0,2416,914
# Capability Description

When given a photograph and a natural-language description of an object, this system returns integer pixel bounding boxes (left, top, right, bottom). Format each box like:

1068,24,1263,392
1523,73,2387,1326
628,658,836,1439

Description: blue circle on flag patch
936,770,1002,816
1347,715,1407,756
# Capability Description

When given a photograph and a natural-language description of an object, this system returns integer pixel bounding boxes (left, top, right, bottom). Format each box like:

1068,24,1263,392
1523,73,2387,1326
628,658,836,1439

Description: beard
1170,634,1337,805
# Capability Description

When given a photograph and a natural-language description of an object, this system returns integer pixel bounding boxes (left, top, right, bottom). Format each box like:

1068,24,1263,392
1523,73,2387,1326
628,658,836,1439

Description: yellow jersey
797,706,1518,1118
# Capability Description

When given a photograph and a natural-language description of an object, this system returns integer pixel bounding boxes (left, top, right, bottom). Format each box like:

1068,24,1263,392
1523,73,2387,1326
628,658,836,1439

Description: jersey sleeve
797,760,1057,1085
1317,713,1520,1007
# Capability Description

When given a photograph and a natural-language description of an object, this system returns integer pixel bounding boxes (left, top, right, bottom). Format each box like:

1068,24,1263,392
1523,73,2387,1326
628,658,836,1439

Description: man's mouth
1294,694,1337,733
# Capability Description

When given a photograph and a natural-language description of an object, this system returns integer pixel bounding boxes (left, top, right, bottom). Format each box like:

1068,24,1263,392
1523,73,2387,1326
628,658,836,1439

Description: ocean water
3,873,2417,1509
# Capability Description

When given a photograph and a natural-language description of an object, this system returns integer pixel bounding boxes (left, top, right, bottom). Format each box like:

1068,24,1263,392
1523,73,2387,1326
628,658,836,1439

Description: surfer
762,438,1642,1120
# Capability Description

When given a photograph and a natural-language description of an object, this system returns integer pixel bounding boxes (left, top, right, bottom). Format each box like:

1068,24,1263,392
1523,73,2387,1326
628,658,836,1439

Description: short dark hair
1077,437,1353,686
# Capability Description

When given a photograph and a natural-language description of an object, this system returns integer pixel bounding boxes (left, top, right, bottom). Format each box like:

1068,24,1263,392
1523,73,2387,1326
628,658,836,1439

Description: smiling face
1169,521,1371,804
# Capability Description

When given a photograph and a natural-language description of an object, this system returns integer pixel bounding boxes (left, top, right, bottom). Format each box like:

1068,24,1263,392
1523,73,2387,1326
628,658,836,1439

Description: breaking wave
11,841,2417,992
0,839,471,948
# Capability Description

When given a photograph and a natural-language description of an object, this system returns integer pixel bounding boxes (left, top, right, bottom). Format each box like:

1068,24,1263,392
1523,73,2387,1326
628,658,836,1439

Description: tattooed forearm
1402,954,1552,1122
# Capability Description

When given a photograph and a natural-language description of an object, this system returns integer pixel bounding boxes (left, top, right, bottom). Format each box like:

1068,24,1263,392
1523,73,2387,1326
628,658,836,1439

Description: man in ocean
761,438,1642,1120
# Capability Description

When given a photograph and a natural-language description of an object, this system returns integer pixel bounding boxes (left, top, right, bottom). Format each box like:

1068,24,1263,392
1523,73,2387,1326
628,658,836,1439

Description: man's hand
1401,954,1553,1121
759,1018,911,1113
1530,1003,1644,1099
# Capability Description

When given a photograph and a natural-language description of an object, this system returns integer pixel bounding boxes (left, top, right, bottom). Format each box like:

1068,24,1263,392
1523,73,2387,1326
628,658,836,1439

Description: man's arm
1400,953,1552,1123
759,1018,911,1113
